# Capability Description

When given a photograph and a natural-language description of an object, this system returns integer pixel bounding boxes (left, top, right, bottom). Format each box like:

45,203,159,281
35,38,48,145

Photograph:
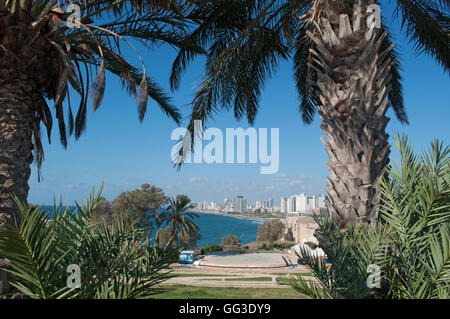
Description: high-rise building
307,196,316,210
233,196,247,213
281,197,287,214
224,197,233,211
255,201,262,209
241,197,248,213
295,193,308,212
281,193,328,214
288,196,296,213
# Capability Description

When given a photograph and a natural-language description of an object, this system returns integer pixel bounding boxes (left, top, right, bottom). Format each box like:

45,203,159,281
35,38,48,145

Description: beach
192,209,279,221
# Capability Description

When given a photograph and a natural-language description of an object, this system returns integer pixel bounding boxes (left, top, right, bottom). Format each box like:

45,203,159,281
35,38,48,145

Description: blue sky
28,2,450,206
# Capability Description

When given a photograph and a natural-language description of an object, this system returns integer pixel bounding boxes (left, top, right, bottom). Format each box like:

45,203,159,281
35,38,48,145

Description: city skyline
194,191,328,212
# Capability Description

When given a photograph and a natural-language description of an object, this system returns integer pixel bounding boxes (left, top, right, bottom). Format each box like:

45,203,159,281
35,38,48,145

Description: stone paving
198,252,290,268
160,259,315,288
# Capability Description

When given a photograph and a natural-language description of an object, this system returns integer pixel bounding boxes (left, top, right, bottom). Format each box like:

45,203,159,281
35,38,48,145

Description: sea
42,206,264,248
189,213,264,247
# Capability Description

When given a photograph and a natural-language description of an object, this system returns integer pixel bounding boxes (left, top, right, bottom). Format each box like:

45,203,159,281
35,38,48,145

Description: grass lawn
167,273,236,278
149,285,308,299
273,272,313,276
276,277,294,286
276,274,316,286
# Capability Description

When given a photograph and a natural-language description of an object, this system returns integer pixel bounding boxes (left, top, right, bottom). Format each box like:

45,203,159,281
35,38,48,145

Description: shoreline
191,210,279,222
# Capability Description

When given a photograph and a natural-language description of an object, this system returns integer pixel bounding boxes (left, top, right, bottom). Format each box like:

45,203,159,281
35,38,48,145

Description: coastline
191,210,279,222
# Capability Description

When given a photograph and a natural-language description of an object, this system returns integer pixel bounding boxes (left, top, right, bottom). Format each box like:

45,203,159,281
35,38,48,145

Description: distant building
280,197,287,214
287,196,296,213
233,195,247,213
224,197,233,212
284,216,319,244
307,195,316,210
295,193,308,213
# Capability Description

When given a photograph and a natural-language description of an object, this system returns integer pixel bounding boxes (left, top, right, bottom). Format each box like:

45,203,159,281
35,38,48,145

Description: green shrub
259,241,296,250
0,185,176,299
201,244,223,255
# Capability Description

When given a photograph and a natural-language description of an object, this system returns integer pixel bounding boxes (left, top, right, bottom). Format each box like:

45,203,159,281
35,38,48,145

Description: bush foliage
221,235,241,247
0,186,177,299
256,219,285,242
201,244,223,255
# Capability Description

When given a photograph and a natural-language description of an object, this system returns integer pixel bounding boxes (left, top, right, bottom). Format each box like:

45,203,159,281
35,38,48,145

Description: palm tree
0,0,203,225
172,0,449,226
160,194,200,246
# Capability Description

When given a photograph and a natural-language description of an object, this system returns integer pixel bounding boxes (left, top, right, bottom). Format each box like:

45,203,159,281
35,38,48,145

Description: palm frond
0,184,176,299
1,0,199,176
0,198,75,299
394,0,450,73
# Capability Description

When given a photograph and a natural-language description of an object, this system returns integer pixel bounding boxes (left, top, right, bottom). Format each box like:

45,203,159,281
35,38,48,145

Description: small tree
178,228,201,250
257,219,285,242
157,226,177,249
284,228,295,242
221,235,241,247
112,184,168,231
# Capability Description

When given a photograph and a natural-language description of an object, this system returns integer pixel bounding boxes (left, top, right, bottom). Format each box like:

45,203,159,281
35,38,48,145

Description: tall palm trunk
308,0,392,226
0,69,35,222
0,68,36,294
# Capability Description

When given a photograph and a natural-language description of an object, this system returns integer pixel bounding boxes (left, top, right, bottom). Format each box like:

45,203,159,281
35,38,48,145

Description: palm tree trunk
308,0,392,226
0,68,36,294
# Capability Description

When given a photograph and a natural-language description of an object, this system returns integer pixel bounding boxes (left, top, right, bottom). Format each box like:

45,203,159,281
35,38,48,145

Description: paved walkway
197,252,297,268
160,264,315,289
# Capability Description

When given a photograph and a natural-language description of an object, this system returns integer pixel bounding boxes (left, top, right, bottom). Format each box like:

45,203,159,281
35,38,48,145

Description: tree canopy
256,219,285,242
91,183,168,231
